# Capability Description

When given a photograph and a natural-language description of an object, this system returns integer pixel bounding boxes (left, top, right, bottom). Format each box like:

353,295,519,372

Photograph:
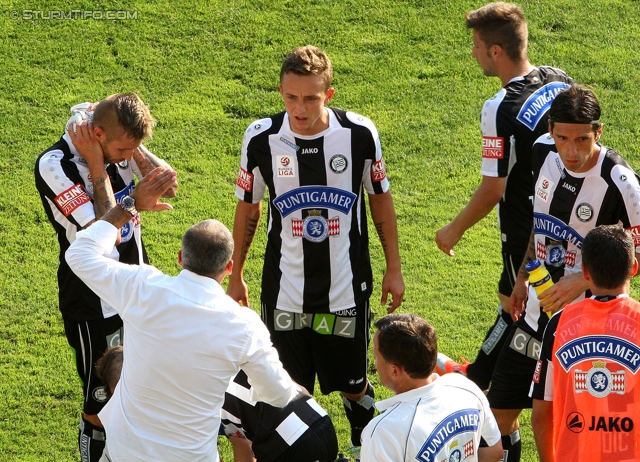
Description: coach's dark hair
93,92,155,141
280,45,333,90
374,314,437,379
466,2,528,62
582,225,635,290
549,85,601,133
95,345,123,397
181,219,233,278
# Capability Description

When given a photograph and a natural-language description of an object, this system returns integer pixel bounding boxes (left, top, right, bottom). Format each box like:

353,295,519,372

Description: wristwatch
118,195,138,217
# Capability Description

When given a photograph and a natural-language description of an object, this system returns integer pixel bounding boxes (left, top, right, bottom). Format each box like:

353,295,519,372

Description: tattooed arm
67,123,119,242
133,145,178,198
369,191,405,313
510,229,536,321
226,200,262,307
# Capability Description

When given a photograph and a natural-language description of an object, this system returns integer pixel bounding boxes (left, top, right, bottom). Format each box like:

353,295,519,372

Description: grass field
3,0,640,460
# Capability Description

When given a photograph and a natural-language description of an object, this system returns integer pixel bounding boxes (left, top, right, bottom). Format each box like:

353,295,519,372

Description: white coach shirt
66,221,297,462
361,373,500,462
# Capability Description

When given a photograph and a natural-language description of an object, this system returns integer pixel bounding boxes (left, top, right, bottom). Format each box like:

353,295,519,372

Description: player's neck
498,59,534,86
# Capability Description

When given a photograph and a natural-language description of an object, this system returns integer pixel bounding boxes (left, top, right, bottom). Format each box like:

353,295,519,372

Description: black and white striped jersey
521,135,640,332
235,108,389,313
35,134,146,320
220,370,327,461
480,66,573,254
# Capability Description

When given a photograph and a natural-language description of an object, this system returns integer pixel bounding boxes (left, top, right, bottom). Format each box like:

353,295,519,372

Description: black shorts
262,302,371,395
486,320,541,410
63,315,123,415
271,415,338,462
498,252,524,297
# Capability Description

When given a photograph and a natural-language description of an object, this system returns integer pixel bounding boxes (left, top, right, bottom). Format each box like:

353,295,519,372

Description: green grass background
2,0,640,460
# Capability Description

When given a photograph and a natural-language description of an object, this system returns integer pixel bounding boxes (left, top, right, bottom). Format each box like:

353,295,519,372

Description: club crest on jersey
277,155,295,177
417,409,480,462
546,244,565,267
536,175,553,202
517,81,571,130
574,361,626,398
55,183,91,216
371,159,386,182
534,213,584,248
482,136,504,159
273,186,356,217
329,154,348,173
292,212,340,242
555,335,640,373
237,167,254,192
575,203,594,222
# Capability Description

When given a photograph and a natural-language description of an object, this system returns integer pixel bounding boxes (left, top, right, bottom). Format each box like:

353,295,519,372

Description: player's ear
632,258,638,277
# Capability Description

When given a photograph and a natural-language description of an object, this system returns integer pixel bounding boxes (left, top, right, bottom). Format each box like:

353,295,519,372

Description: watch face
120,195,137,215
121,196,135,208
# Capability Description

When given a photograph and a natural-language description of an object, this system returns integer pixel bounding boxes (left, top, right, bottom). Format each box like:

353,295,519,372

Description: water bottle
525,258,554,317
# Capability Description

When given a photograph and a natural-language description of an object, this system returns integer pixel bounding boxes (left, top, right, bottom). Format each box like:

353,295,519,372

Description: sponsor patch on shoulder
533,359,543,383
54,183,91,216
236,167,254,192
626,225,640,247
482,136,504,159
371,159,386,182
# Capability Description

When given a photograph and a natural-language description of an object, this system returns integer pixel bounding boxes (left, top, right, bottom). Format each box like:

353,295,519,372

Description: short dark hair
549,85,601,133
280,45,333,90
93,92,155,141
181,219,233,278
582,225,635,290
95,345,123,397
374,314,437,379
465,2,528,62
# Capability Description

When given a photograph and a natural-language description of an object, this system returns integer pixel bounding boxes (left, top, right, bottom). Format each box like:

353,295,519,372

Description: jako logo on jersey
534,212,584,248
371,159,386,182
273,186,356,217
567,412,585,433
417,409,480,462
555,335,640,372
562,182,576,193
482,136,504,159
55,183,91,216
588,416,634,432
517,82,571,130
279,136,299,151
237,168,254,192
300,148,318,155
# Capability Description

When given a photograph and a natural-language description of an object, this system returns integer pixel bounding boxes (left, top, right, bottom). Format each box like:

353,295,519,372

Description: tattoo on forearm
240,216,259,265
375,221,388,251
134,146,162,174
92,176,116,219
519,233,537,277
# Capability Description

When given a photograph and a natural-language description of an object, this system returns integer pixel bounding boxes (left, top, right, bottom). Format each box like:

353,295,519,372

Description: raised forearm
133,145,178,197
